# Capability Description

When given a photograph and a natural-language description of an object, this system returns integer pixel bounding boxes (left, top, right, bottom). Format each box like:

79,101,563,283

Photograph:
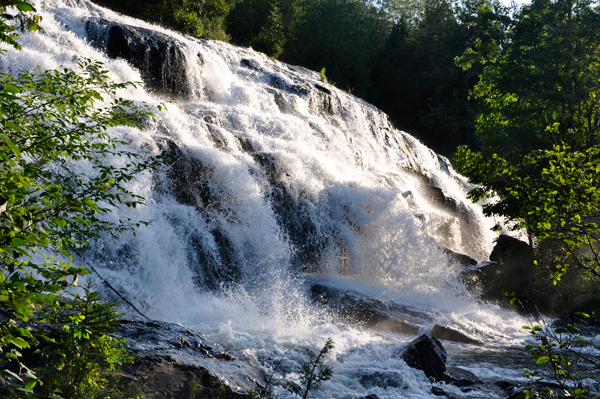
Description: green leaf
536,356,549,364
13,1,36,12
10,237,24,247
24,379,37,390
0,134,21,159
5,121,23,133
2,83,22,94
9,336,30,349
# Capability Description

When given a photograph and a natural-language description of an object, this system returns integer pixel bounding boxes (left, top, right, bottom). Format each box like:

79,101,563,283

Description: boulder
461,235,538,313
359,371,403,389
86,19,190,96
310,284,422,335
401,334,447,381
431,385,464,398
446,367,482,387
489,235,533,263
431,325,482,345
495,381,525,399
421,185,462,217
443,248,478,267
115,317,264,398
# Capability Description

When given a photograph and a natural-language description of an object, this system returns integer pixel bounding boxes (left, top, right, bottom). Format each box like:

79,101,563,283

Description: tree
371,0,482,157
36,283,133,399
458,0,600,160
454,0,600,317
283,0,387,97
455,0,600,230
287,338,334,399
251,0,287,58
90,0,231,40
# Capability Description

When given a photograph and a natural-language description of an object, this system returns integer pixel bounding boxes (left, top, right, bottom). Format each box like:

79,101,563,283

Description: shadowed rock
116,317,264,399
310,284,421,335
86,19,190,96
431,325,482,345
401,334,447,381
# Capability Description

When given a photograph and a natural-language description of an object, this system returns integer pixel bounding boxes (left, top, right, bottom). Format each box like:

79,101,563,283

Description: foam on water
2,1,534,396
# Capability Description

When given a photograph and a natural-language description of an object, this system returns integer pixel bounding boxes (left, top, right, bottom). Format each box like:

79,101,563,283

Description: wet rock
481,236,536,310
310,284,421,335
154,138,241,289
445,367,482,387
431,325,482,345
358,395,381,399
253,153,337,271
420,185,461,217
86,19,189,96
314,83,331,95
431,386,463,398
158,139,214,209
269,74,309,96
401,334,447,381
359,370,403,389
116,317,264,399
489,235,533,263
240,58,254,69
443,248,477,267
496,381,526,399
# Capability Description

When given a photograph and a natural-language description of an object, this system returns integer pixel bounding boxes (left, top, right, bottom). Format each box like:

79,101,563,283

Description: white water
2,1,533,396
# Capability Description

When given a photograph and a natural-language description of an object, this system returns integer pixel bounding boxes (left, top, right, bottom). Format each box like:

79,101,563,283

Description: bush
522,318,600,398
0,2,161,396
89,0,231,40
36,284,133,399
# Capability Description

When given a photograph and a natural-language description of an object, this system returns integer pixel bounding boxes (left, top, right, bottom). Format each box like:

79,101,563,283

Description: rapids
1,1,545,397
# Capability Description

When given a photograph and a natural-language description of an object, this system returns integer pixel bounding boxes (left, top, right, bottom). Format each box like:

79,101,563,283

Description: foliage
90,0,231,40
0,0,42,50
371,0,502,157
287,338,334,399
0,3,161,396
35,283,133,399
454,0,600,258
0,58,159,395
251,0,286,58
457,0,600,160
509,144,600,284
521,319,599,398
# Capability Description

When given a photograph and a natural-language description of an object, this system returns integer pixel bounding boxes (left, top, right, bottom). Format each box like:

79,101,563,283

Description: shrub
35,284,133,399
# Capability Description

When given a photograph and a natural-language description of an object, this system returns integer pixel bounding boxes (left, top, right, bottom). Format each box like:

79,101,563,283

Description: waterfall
2,1,533,397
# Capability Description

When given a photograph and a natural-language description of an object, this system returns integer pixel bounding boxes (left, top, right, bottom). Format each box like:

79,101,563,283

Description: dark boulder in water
310,284,421,334
431,324,482,345
443,248,478,267
359,370,403,389
401,334,447,381
463,235,538,313
86,19,190,96
489,235,533,263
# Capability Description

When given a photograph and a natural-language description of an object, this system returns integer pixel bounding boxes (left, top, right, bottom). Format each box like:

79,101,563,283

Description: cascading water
2,1,545,397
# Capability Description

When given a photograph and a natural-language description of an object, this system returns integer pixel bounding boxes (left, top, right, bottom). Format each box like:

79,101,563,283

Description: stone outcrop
431,325,482,345
310,283,423,334
86,19,190,95
115,317,264,399
462,235,537,312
